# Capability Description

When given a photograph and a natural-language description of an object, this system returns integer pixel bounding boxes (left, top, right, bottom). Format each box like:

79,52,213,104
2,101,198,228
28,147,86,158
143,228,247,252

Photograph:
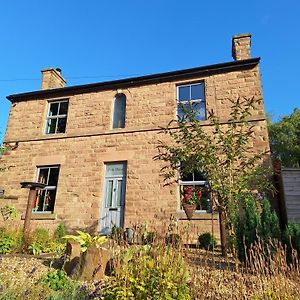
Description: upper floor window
34,165,60,213
45,100,69,134
177,82,206,121
112,94,126,129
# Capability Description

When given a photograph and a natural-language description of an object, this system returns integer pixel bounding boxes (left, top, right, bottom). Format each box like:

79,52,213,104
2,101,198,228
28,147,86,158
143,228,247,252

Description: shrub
198,232,217,250
54,223,66,242
44,241,66,256
102,244,191,299
32,228,50,246
110,225,123,242
28,241,44,255
0,228,24,253
235,195,281,261
63,231,107,252
283,222,300,261
42,269,70,291
0,235,15,254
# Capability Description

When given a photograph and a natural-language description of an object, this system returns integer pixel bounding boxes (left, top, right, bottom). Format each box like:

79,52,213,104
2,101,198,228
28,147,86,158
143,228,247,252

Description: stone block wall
0,62,270,241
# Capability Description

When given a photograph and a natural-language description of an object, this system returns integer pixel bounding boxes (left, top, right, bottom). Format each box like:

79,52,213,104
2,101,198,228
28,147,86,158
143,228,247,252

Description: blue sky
0,0,299,142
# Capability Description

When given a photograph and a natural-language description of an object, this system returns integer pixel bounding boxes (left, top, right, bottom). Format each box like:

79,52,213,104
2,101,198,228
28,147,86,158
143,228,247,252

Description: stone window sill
175,211,219,220
21,213,57,220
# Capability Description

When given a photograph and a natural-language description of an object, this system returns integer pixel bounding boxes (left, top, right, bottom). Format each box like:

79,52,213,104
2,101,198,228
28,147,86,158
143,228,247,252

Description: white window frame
34,165,60,213
178,170,211,213
176,82,206,121
45,100,69,134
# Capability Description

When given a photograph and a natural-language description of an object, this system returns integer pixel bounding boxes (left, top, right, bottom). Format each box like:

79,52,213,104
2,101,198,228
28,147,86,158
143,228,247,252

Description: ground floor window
34,166,60,213
179,168,211,212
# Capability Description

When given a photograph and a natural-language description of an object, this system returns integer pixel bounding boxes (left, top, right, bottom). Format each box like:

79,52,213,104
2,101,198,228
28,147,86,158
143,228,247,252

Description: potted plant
181,187,202,220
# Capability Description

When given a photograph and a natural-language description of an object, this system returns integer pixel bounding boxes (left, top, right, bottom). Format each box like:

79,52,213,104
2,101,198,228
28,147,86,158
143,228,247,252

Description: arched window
112,93,126,128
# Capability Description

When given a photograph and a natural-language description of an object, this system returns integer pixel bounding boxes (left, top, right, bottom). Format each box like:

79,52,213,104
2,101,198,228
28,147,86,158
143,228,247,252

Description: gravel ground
0,255,52,299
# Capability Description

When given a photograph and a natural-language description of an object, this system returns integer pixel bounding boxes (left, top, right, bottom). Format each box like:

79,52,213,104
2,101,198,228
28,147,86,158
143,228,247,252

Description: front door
100,162,126,235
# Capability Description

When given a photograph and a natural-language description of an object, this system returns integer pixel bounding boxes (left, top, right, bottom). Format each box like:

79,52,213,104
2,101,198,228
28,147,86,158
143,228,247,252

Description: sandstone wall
0,63,269,241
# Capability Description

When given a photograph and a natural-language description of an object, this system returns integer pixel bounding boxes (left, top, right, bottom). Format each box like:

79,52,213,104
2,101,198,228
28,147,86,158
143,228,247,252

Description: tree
268,108,300,167
155,97,272,256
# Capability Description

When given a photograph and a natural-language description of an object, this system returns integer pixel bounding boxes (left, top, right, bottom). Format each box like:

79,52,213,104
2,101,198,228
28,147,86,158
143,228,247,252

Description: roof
7,57,260,102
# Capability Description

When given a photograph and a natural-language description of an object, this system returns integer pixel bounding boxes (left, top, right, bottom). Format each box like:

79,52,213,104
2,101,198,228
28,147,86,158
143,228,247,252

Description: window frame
45,99,69,134
34,165,60,214
178,169,211,213
112,93,126,129
176,82,206,121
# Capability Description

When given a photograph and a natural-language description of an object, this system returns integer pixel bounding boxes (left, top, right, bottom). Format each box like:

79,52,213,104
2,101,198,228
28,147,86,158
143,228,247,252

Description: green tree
268,108,300,167
155,97,272,256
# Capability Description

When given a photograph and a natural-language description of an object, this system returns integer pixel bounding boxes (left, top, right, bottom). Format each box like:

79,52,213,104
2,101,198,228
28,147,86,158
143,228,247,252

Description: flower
257,192,263,201
182,186,203,205
186,187,192,194
184,194,192,200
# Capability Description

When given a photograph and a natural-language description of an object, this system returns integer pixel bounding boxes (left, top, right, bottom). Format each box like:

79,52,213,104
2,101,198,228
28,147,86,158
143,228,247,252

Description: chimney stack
232,33,251,61
41,67,66,90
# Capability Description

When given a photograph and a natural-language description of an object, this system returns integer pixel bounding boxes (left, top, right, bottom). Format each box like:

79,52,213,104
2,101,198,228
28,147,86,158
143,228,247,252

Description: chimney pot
232,33,251,61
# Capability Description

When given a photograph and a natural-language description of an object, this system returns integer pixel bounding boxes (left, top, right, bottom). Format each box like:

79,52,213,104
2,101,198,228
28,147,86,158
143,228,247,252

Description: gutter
7,57,260,102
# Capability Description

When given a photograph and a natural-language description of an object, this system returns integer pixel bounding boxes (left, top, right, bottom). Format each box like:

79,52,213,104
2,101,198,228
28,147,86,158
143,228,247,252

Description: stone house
0,34,270,239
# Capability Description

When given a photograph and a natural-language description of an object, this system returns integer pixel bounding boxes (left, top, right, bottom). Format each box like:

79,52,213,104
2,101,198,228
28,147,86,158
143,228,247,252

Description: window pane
194,170,206,181
105,180,113,207
113,94,126,128
46,118,57,134
106,163,125,177
181,172,193,181
36,190,46,211
116,180,123,206
57,117,67,133
177,103,191,120
59,101,69,115
178,86,190,101
193,102,206,121
48,103,59,116
191,84,204,100
38,168,49,184
44,189,57,212
48,167,60,186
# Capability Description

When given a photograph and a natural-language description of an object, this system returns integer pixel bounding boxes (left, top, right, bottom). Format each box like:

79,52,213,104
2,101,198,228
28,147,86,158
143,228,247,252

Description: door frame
99,161,127,234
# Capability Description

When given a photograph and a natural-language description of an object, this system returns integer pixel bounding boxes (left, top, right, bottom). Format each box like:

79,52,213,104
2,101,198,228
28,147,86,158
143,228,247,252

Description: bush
32,228,50,246
28,241,44,255
0,229,24,254
110,225,123,242
54,223,66,242
283,222,300,261
102,244,191,299
42,269,70,291
0,235,15,254
63,230,107,252
235,195,281,261
198,232,216,250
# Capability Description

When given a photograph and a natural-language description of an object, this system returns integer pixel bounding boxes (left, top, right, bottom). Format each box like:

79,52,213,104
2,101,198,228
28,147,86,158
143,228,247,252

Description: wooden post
23,188,37,240
20,182,46,249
